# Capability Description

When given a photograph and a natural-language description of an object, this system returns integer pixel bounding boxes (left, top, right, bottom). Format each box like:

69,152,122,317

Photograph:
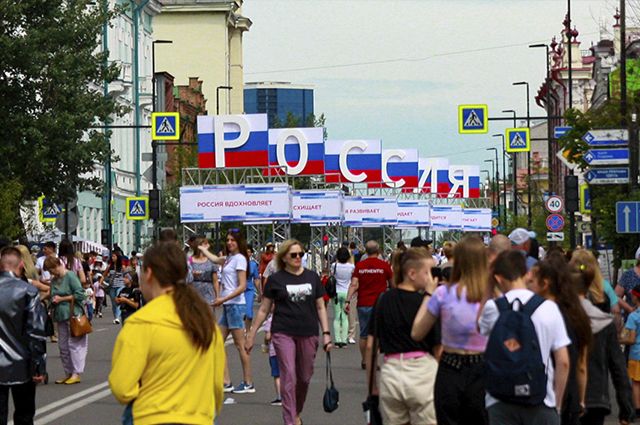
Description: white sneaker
113,318,120,324
348,337,356,344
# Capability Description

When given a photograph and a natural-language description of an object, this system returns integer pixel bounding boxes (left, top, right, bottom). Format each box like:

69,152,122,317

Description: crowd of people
4,227,640,425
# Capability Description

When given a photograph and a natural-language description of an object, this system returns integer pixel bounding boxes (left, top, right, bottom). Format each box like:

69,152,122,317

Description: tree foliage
0,0,122,209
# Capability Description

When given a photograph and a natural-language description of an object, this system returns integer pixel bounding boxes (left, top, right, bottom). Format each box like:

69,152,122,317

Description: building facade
71,1,162,253
244,81,315,126
153,0,251,115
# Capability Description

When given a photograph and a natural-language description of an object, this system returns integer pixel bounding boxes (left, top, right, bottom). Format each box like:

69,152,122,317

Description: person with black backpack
478,250,571,425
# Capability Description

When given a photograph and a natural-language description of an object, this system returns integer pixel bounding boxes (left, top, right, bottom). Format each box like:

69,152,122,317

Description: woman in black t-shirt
246,239,332,425
369,247,440,425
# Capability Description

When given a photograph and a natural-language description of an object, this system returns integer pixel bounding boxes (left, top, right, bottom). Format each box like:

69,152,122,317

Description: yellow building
154,0,251,114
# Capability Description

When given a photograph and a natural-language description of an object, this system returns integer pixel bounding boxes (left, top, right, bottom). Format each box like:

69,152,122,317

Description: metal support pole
64,202,70,241
102,0,112,249
494,134,507,228
503,110,518,222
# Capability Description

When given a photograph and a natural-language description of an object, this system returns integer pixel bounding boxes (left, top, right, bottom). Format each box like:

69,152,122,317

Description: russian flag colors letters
197,114,481,198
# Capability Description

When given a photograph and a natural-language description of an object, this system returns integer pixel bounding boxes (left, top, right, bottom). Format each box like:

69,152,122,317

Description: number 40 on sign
545,196,563,213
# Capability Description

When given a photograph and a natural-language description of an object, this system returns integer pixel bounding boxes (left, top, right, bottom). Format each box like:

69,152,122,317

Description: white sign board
180,184,291,223
545,196,563,213
396,201,430,227
343,197,397,227
430,205,463,231
291,190,342,224
547,232,565,241
462,208,492,232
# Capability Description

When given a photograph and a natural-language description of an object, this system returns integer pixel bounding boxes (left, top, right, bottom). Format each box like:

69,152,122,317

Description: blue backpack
484,294,547,406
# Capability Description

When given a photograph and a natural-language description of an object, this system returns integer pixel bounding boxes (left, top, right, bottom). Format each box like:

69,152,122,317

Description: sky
242,0,621,173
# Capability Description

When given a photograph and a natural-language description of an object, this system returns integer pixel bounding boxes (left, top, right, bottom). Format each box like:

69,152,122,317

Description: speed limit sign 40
545,196,563,213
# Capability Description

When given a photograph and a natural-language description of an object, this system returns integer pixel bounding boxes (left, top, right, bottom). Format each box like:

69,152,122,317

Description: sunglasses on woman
289,252,304,259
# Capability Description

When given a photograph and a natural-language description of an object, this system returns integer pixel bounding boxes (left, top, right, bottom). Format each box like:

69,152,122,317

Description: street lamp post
493,134,508,228
529,43,553,195
503,109,518,221
216,86,233,115
484,159,496,212
151,40,172,195
513,81,533,228
152,40,173,113
486,147,500,219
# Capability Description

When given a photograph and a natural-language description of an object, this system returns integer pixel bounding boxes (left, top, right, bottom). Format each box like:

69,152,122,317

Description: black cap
410,236,433,248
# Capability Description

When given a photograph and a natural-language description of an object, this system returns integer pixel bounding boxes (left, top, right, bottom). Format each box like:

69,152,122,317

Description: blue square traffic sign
151,112,180,140
126,196,149,221
616,201,640,233
458,104,488,134
505,128,530,153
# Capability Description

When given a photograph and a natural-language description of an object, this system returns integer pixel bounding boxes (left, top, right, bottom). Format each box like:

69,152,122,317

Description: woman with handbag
246,239,333,425
44,256,88,385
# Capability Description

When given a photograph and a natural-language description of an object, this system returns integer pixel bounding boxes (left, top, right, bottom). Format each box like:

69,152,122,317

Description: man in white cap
508,228,538,271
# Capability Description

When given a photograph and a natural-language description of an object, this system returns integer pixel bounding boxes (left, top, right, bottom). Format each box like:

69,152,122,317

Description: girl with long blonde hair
412,236,489,425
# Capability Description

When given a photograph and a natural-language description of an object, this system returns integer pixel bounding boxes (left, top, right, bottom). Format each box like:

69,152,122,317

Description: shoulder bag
323,351,339,413
69,296,93,337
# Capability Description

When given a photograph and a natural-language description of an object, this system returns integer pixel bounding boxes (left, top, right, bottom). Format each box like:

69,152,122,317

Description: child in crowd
115,272,141,324
622,284,640,416
263,311,281,406
93,269,105,318
83,280,95,321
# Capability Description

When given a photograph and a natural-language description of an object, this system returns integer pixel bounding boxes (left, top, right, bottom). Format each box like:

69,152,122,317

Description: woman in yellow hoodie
109,242,225,425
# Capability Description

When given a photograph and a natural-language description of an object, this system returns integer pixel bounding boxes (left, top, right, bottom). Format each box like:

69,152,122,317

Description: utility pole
566,3,577,249
503,109,518,223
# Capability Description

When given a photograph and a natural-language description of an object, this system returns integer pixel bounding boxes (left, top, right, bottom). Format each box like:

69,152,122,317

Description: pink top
427,283,488,352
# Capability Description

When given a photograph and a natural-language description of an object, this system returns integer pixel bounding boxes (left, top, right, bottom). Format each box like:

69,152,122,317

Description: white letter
383,150,406,188
448,165,472,198
339,140,367,182
213,115,250,168
276,129,309,176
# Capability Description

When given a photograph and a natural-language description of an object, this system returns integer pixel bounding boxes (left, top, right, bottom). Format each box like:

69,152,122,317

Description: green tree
0,1,122,236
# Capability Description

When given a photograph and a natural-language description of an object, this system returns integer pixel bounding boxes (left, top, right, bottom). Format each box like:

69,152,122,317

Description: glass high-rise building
244,82,314,126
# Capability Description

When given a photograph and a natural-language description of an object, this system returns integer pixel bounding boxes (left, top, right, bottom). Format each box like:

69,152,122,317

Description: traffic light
149,189,161,220
101,228,111,247
565,175,579,213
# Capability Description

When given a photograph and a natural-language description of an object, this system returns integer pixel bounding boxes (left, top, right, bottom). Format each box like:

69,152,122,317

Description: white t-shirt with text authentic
478,288,571,409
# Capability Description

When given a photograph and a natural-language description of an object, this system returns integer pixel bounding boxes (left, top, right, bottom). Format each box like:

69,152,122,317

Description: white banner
396,201,430,227
462,208,492,232
343,197,397,227
430,205,463,231
180,184,291,223
291,190,343,224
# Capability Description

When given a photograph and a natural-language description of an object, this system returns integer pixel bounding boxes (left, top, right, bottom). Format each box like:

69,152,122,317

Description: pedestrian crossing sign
151,112,180,140
505,128,531,153
38,196,61,223
126,196,149,220
458,104,488,134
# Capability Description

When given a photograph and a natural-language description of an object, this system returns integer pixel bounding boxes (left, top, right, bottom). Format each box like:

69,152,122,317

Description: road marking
34,388,112,425
94,327,108,332
8,382,110,425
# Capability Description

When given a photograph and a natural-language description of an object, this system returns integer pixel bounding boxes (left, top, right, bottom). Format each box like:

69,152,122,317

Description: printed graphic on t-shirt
286,283,312,303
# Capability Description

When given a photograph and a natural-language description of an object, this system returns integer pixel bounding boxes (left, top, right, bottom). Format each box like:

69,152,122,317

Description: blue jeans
218,304,245,330
357,306,374,338
109,286,123,321
122,403,133,425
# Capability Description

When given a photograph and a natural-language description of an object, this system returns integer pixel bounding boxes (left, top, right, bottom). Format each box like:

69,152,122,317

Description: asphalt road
9,305,626,425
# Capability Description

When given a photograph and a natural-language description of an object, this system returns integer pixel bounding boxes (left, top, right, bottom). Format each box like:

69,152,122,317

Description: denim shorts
357,306,374,338
269,355,280,377
219,304,245,330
